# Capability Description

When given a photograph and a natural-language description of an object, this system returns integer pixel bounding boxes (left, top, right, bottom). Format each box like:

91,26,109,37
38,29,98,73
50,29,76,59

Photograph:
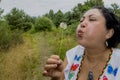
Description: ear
105,29,114,40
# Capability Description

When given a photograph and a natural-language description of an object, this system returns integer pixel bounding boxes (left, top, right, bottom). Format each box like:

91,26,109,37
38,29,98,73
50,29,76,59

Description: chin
78,41,84,46
77,41,88,48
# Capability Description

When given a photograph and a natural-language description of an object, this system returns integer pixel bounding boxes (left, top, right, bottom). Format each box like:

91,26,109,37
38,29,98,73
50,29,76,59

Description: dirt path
37,33,52,80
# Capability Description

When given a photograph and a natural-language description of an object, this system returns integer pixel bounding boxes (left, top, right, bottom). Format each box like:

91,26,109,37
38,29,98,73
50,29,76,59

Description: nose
80,23,86,28
80,20,87,28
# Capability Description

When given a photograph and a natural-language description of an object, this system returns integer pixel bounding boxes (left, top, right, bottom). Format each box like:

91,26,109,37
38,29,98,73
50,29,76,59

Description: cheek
85,25,107,40
85,27,96,37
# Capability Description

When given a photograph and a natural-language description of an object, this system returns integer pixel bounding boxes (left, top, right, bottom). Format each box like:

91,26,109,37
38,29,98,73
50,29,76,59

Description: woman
43,6,120,80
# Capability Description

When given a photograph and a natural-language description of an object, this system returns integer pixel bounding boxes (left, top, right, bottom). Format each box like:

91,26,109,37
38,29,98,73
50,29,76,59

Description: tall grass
45,28,77,60
0,27,78,80
0,33,41,80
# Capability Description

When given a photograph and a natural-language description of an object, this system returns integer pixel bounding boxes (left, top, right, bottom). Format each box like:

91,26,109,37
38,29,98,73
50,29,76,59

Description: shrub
11,29,23,45
0,21,12,50
65,22,79,35
0,21,23,51
34,17,54,32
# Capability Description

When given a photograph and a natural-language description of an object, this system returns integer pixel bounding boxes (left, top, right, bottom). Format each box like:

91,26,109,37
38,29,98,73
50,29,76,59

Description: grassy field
0,31,77,80
0,32,51,80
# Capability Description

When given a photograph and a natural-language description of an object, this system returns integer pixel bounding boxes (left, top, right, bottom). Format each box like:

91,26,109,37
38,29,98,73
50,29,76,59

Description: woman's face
76,9,109,48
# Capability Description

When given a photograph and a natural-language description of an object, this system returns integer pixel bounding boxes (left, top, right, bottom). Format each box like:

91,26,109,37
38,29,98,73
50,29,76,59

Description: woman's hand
43,55,63,79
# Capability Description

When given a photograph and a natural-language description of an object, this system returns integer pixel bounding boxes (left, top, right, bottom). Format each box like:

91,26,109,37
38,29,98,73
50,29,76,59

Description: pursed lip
77,30,84,37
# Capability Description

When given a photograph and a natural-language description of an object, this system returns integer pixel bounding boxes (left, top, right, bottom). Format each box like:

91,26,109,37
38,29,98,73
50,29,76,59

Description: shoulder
64,45,84,79
111,48,120,66
114,48,120,80
66,45,84,55
112,48,120,59
65,45,84,64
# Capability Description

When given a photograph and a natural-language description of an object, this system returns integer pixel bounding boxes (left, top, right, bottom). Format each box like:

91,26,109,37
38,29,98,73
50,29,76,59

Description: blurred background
0,0,120,80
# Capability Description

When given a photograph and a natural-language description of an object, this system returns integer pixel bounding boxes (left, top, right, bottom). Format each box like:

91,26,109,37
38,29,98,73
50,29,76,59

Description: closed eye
80,17,85,22
89,18,97,21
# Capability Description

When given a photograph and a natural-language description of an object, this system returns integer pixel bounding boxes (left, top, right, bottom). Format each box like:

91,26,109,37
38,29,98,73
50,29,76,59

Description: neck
84,46,109,62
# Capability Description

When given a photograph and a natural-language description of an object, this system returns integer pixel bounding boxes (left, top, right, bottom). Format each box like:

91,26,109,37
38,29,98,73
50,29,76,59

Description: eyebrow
89,14,96,18
82,14,96,18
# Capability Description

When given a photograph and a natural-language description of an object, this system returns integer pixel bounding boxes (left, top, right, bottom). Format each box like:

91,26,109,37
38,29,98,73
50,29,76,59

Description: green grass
0,30,77,80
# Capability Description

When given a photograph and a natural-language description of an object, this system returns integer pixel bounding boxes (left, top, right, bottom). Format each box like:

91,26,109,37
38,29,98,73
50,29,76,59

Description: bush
34,17,54,32
0,21,23,51
0,21,12,50
65,22,79,35
11,29,23,45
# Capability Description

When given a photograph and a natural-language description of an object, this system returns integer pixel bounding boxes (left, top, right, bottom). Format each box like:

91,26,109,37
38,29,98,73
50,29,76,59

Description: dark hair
92,6,120,48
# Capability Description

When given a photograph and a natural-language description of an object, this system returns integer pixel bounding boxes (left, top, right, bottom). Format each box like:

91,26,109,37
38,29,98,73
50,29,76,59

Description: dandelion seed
60,22,67,30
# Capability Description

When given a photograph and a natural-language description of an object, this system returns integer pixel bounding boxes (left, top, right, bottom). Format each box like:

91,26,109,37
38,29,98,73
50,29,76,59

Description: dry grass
0,31,77,80
0,33,35,80
0,33,52,80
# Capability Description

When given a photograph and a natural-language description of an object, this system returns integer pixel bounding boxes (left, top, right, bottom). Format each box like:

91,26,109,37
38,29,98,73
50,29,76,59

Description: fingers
44,64,57,70
43,55,63,77
43,69,61,78
45,55,62,70
47,55,62,64
46,58,62,64
43,70,48,76
50,55,60,61
43,70,50,76
50,55,60,58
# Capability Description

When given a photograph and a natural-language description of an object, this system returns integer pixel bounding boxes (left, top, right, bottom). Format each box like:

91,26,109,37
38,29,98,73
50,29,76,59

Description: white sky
0,0,120,17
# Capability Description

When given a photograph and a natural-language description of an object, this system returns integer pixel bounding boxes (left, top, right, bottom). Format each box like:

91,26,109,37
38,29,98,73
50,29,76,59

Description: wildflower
60,22,67,30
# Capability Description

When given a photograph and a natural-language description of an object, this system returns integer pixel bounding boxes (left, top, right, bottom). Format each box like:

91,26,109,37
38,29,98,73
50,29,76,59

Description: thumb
57,59,64,71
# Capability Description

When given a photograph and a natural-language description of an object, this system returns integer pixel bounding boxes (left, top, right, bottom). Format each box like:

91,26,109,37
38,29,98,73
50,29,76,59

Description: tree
5,8,32,31
53,10,64,27
71,3,84,23
110,3,120,21
84,0,104,7
69,0,104,24
44,0,104,27
44,10,66,27
48,9,54,20
0,8,4,19
64,11,72,25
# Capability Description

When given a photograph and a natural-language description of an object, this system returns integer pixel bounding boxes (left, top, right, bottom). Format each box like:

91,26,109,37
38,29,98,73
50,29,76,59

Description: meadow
0,30,77,80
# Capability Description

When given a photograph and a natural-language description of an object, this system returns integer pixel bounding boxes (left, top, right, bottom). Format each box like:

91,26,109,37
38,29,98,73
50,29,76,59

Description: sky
0,0,120,17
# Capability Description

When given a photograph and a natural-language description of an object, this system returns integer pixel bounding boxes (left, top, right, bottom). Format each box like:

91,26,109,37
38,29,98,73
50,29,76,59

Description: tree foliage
0,8,4,19
44,0,104,26
34,17,54,31
110,3,120,21
5,8,32,31
84,0,104,7
0,21,23,51
53,10,65,27
1,0,120,32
